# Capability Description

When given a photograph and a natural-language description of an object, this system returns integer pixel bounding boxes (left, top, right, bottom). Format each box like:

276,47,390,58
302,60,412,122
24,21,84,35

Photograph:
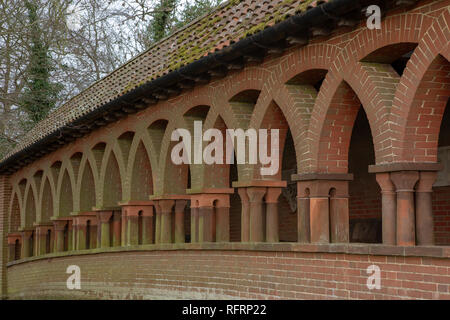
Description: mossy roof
4,0,327,161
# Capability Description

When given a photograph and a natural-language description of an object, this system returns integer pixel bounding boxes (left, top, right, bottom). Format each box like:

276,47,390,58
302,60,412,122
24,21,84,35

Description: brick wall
434,101,450,246
348,109,382,243
6,244,450,300
0,175,11,298
433,186,450,246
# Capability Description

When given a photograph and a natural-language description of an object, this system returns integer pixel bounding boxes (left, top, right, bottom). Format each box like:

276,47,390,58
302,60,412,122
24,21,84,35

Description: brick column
265,187,282,242
75,218,87,250
121,208,128,246
111,211,121,247
72,220,78,250
21,230,33,258
376,173,397,245
369,162,443,246
158,200,175,243
53,221,66,252
247,187,266,242
329,189,349,243
141,206,154,245
126,209,139,246
215,197,230,243
391,171,419,246
237,188,250,242
415,171,437,246
67,220,73,251
199,205,214,242
174,200,187,243
35,226,47,255
294,174,352,244
190,191,232,243
234,182,286,243
7,237,15,262
297,186,310,243
7,234,20,262
121,203,155,246
154,204,162,244
190,202,199,243
309,191,330,243
96,211,113,248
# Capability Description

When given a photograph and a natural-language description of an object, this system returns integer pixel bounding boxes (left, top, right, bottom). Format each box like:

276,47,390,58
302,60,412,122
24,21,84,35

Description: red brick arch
23,180,39,227
99,146,125,208
390,8,450,162
302,9,439,173
56,167,75,217
76,154,99,212
124,136,154,201
304,67,388,173
39,177,54,223
8,191,21,233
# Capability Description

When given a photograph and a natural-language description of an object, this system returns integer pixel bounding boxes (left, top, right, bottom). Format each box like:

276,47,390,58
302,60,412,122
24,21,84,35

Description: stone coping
7,243,450,267
368,162,443,173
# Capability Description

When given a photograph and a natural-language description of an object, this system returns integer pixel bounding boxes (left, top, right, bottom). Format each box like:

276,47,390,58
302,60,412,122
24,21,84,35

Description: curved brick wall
6,244,450,300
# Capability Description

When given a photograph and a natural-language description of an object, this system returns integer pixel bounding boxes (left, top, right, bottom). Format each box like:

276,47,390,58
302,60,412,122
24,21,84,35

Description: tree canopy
0,0,223,158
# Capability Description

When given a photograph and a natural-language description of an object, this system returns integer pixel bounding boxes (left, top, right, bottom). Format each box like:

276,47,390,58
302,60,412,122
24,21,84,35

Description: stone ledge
6,243,450,267
368,162,443,173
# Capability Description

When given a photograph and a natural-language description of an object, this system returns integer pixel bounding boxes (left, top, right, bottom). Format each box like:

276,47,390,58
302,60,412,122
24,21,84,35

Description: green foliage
145,0,223,47
20,0,62,125
147,0,179,44
173,0,222,30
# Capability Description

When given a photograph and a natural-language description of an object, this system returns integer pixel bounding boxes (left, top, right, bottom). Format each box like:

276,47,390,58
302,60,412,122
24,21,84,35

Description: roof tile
4,0,324,160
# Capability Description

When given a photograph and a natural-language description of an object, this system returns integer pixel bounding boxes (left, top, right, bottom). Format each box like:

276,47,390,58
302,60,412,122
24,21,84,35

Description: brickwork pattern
6,247,450,300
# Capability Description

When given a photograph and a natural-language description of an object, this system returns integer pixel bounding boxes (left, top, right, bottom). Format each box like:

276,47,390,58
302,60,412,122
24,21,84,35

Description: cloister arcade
5,6,450,264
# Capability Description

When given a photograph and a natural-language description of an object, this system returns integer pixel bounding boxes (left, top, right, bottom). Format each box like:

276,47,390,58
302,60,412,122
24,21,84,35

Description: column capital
297,179,349,198
175,199,188,213
7,233,21,245
390,171,419,192
191,194,230,208
416,171,438,193
265,187,282,203
375,172,395,193
96,210,113,223
246,187,266,203
35,224,53,236
21,230,34,238
73,212,98,226
53,220,67,232
122,205,154,217
158,199,175,213
237,188,249,203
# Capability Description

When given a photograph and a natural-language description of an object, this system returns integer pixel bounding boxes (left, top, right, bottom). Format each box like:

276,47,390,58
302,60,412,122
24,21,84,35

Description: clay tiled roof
3,0,328,163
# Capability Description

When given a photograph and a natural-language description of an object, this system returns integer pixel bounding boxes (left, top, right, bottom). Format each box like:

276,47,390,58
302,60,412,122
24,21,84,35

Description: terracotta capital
158,199,175,213
390,171,419,192
96,211,113,223
416,171,438,193
298,180,349,198
237,188,249,204
175,200,188,213
375,172,396,194
7,234,21,245
265,187,282,203
53,221,67,232
246,187,266,203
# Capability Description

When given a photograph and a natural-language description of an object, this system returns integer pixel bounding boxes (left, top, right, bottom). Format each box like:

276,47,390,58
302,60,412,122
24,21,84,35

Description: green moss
131,0,318,86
